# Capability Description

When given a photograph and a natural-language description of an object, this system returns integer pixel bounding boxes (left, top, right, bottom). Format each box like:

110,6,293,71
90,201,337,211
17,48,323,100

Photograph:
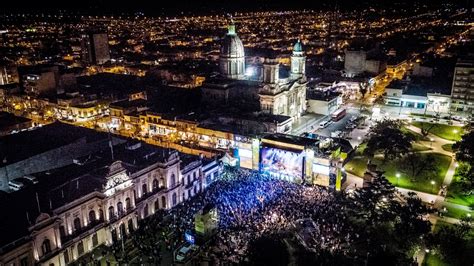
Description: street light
431,180,436,193
430,138,434,147
396,173,401,186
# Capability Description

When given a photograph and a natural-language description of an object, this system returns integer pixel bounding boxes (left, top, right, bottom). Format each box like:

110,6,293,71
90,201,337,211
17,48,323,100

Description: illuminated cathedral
202,21,307,120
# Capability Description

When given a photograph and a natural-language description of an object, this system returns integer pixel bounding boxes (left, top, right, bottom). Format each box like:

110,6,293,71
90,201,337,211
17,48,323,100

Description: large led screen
260,147,304,179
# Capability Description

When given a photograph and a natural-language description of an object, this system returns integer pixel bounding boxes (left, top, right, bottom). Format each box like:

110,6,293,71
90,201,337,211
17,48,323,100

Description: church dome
220,26,244,58
293,39,304,53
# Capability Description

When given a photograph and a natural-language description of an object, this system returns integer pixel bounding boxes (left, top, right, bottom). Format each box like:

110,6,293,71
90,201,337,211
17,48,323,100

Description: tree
427,220,474,266
453,132,474,195
453,163,474,196
364,120,414,161
419,122,437,137
453,131,474,163
346,175,430,265
402,153,437,181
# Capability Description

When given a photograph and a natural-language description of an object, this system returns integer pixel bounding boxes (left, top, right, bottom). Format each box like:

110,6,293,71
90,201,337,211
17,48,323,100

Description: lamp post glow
396,173,400,186
431,180,436,193
430,138,434,147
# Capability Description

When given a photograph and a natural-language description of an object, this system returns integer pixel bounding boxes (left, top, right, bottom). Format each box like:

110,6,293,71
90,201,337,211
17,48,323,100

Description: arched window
187,175,191,185
41,239,51,255
161,196,166,209
92,233,98,247
152,179,158,191
89,210,96,223
125,197,131,210
120,223,126,238
108,206,115,220
154,200,159,212
142,183,148,196
172,193,177,206
99,209,104,221
143,204,149,218
128,219,134,232
77,241,84,256
73,217,81,231
159,178,165,188
117,202,123,216
59,225,66,239
170,174,176,187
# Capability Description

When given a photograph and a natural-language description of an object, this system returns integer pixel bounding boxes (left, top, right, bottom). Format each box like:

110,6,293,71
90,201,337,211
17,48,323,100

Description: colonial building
0,141,221,266
203,22,307,120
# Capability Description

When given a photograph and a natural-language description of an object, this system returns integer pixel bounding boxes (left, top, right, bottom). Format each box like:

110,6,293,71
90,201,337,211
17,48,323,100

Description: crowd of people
124,167,360,264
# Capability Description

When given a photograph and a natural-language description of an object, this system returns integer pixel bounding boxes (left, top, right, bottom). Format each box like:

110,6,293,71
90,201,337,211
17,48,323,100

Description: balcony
134,186,166,204
60,219,104,245
106,208,135,225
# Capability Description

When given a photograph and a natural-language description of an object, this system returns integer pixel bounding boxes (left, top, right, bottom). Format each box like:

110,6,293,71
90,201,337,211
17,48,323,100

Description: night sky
1,0,470,15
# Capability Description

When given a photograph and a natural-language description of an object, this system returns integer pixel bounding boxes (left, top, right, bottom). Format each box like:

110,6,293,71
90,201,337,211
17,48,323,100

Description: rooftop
0,112,31,129
0,141,183,249
0,122,110,167
262,133,318,148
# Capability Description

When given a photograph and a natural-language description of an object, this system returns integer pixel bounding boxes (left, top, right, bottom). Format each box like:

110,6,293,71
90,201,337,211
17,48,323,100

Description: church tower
263,58,279,84
219,21,245,79
290,39,306,80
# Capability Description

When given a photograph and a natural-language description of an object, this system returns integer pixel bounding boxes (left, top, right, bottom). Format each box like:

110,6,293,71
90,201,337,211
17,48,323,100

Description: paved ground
291,113,325,135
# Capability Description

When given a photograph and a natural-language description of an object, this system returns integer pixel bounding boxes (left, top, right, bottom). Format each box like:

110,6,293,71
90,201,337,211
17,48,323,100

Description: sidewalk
405,124,454,157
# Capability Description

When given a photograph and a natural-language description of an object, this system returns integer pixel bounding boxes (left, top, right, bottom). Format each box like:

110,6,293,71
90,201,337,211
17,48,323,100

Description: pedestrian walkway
405,124,454,157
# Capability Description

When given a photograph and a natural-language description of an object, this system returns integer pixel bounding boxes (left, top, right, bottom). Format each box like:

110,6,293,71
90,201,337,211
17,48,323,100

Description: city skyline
0,2,473,266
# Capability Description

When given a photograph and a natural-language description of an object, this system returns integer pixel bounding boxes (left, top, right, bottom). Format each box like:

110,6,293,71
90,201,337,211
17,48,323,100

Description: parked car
175,243,196,262
8,179,26,191
319,120,332,128
331,131,343,138
345,123,357,130
23,175,39,184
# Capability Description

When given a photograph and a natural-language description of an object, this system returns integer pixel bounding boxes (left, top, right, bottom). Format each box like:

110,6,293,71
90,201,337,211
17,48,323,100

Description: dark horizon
1,0,471,16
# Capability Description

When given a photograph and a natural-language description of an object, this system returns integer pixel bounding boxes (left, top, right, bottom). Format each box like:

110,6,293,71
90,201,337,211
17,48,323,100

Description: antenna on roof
26,211,31,226
35,192,41,214
104,125,115,161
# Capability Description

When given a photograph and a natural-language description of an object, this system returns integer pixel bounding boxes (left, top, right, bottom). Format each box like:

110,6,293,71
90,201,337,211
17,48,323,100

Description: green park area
441,144,453,152
346,143,451,194
445,162,474,208
411,122,464,141
442,205,474,219
446,173,474,207
423,252,451,266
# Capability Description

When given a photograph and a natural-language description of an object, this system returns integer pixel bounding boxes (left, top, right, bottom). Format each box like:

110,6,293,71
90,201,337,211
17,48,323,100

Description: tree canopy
454,131,474,163
364,120,414,161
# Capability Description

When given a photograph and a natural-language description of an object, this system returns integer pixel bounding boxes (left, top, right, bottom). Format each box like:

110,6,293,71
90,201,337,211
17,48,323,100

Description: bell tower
290,39,306,80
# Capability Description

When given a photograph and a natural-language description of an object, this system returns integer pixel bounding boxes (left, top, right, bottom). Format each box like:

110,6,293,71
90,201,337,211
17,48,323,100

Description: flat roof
262,133,318,148
0,122,109,167
0,112,31,128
